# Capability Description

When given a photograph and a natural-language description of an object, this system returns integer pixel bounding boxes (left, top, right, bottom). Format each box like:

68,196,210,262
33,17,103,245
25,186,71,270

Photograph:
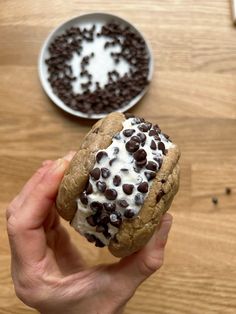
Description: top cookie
56,112,180,257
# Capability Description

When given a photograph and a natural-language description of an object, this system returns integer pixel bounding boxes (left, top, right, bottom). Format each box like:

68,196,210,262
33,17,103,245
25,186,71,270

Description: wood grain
1,0,236,313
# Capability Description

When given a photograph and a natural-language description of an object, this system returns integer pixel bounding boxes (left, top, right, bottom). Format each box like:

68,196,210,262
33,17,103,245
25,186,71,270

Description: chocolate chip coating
123,129,135,137
158,142,165,153
96,181,106,192
113,147,119,154
86,182,93,194
138,123,152,132
131,135,141,143
149,129,159,136
98,212,110,225
109,213,122,228
105,188,117,200
118,199,129,208
96,151,108,163
95,238,105,247
124,209,135,218
84,233,96,243
122,184,134,195
145,171,156,181
80,191,88,205
137,181,149,193
133,149,147,161
86,215,97,226
125,140,140,153
135,193,144,205
137,132,146,143
136,158,147,167
90,201,103,212
113,175,121,186
109,158,117,166
146,161,157,171
101,167,111,179
90,167,100,180
150,140,157,150
104,202,116,212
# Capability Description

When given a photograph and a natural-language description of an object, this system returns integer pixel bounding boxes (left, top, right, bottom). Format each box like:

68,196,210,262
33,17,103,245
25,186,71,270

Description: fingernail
50,158,65,172
42,160,53,167
63,151,76,162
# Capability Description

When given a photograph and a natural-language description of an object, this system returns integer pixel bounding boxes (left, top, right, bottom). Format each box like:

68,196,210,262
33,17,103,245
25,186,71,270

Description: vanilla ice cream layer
71,117,174,246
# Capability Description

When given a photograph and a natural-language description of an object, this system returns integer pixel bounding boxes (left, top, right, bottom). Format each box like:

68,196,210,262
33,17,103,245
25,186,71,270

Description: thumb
112,213,173,290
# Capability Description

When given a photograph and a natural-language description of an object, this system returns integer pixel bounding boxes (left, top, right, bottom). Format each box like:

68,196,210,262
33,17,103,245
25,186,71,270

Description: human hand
6,152,173,314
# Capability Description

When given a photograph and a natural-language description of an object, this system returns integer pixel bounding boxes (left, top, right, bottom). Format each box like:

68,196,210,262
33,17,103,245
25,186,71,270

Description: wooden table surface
1,1,236,313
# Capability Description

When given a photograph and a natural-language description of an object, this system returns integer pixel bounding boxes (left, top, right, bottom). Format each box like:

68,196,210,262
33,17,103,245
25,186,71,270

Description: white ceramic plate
38,13,153,119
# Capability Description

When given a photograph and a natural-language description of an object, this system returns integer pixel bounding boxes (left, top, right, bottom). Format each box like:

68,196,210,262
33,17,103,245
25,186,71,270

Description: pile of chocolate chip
78,115,170,247
45,22,150,115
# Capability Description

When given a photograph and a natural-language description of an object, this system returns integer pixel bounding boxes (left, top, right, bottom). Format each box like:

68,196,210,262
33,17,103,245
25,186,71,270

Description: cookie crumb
225,187,231,195
212,197,218,205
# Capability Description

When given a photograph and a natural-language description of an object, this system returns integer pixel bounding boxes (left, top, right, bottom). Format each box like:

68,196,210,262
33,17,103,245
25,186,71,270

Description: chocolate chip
136,158,147,167
212,196,218,205
125,140,140,153
131,135,141,143
163,133,170,139
124,209,135,218
98,211,110,225
84,233,96,243
153,124,161,132
113,147,119,154
150,140,157,150
138,123,152,132
149,129,159,136
121,168,129,172
109,158,117,166
154,135,161,141
86,182,93,194
138,181,149,193
109,213,122,228
103,229,111,239
86,215,97,226
90,201,103,212
96,151,108,163
225,187,231,195
122,184,134,195
113,175,121,186
104,202,116,212
145,171,156,181
137,132,146,143
95,238,105,247
118,199,129,208
133,149,147,161
114,133,121,140
96,181,106,192
156,190,165,203
161,179,166,183
154,157,163,169
101,167,111,179
125,113,135,119
146,161,157,171
105,188,117,200
90,167,100,180
80,191,88,204
123,129,135,137
158,142,165,153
